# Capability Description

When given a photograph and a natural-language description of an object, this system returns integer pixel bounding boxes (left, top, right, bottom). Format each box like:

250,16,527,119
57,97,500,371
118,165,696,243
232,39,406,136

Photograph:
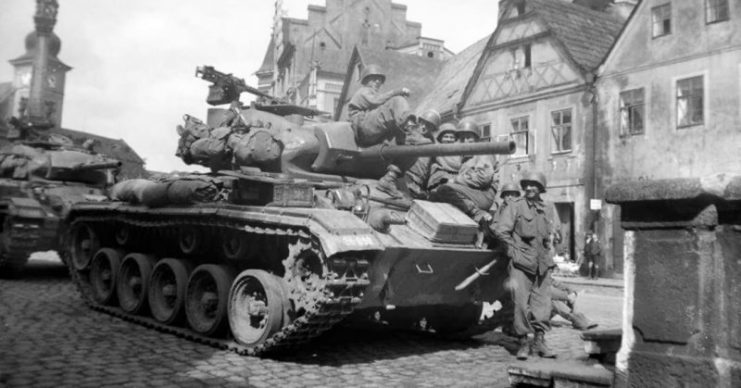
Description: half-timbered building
458,0,625,268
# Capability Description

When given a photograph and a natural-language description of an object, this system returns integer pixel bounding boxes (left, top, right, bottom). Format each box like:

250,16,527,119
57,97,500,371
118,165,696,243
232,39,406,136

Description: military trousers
353,96,412,147
509,263,552,337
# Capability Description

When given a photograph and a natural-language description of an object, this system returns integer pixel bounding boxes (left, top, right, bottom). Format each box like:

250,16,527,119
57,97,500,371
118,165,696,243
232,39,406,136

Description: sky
0,0,499,172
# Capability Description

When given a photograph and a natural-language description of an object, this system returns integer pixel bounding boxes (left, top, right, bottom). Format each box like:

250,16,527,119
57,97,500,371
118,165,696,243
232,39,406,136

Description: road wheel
70,223,100,271
221,230,249,260
185,264,235,336
117,253,156,314
148,258,192,324
114,224,137,247
89,248,124,305
178,226,205,255
228,269,288,347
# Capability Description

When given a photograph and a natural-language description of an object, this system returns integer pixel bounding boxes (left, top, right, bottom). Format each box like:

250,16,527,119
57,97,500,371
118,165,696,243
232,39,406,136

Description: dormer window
516,1,526,16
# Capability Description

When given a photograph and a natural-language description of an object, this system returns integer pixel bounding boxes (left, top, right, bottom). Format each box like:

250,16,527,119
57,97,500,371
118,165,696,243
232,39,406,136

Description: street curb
553,276,624,290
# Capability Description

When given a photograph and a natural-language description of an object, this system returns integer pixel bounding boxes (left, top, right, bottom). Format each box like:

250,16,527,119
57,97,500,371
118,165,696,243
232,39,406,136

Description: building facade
457,0,625,268
256,0,452,116
595,0,741,272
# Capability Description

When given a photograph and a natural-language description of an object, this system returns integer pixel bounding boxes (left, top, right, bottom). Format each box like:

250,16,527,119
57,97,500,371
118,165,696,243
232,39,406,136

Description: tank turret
177,65,515,181
0,140,121,276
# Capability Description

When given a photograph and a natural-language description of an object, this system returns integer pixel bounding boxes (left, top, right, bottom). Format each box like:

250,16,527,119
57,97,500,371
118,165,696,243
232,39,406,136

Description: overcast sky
0,0,499,172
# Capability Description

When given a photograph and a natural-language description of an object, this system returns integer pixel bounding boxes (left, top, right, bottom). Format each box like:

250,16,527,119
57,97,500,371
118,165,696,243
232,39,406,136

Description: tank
62,66,516,356
0,139,121,276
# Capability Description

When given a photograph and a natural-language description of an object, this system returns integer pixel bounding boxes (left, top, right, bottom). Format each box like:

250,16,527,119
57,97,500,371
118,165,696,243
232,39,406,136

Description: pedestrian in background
584,231,601,279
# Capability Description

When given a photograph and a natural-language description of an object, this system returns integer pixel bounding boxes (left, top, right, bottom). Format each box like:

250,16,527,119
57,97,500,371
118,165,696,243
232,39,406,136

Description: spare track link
0,220,56,272
65,213,371,356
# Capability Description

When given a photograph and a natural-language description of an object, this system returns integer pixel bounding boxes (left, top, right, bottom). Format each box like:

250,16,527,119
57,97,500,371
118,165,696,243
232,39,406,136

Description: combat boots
377,165,405,198
569,312,598,331
532,331,556,358
516,336,531,360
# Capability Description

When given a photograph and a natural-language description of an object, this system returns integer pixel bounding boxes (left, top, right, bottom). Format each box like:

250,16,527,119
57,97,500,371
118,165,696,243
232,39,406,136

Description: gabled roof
336,46,444,119
528,0,625,72
415,35,490,117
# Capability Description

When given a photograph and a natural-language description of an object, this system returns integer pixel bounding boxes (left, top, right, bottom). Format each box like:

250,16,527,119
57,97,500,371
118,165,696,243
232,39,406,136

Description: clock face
18,70,31,86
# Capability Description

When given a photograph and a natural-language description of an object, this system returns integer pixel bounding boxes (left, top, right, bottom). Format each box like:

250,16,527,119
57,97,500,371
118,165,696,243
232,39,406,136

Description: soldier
498,183,521,210
405,110,442,199
427,121,470,191
492,171,559,360
551,277,598,331
347,64,427,197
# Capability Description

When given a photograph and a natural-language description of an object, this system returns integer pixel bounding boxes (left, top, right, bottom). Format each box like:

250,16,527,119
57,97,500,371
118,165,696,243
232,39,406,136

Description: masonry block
606,175,741,388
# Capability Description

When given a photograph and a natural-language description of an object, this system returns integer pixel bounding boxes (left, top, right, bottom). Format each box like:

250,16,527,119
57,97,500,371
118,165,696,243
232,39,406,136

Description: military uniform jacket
493,197,554,275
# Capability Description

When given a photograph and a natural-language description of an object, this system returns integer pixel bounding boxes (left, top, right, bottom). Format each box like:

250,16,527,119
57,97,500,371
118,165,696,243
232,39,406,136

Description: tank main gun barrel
71,161,122,171
356,140,516,161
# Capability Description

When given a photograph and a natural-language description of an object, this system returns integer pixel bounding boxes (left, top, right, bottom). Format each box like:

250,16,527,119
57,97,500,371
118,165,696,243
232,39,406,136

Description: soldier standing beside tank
405,110,441,199
347,64,427,197
492,171,559,360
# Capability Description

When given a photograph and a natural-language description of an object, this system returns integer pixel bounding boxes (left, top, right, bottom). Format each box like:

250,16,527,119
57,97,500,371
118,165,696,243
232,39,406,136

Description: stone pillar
606,174,741,387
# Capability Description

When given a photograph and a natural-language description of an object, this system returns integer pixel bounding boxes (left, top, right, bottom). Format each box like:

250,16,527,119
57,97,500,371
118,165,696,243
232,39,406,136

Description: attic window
515,1,526,15
427,51,434,58
319,41,326,49
651,4,671,38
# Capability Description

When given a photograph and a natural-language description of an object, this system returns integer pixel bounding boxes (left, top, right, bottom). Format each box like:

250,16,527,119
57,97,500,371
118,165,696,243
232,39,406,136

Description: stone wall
606,174,741,387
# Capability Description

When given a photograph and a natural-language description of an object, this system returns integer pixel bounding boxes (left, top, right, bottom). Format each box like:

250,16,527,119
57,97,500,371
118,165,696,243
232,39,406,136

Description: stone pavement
0,254,623,388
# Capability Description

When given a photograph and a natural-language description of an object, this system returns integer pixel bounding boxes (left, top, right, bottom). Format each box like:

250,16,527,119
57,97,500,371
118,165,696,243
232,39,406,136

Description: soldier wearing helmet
492,170,559,361
456,119,481,144
347,64,427,197
427,122,462,191
418,109,441,141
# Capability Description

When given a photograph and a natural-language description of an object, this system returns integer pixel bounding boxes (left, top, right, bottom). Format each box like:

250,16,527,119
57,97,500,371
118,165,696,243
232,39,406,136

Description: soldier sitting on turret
347,64,429,197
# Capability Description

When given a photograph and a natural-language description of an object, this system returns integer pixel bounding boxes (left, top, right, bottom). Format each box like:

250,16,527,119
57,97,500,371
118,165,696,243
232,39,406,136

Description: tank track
0,220,56,274
65,213,371,356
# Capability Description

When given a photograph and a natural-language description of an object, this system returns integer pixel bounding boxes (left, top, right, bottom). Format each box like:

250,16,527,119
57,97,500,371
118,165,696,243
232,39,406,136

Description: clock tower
8,0,71,129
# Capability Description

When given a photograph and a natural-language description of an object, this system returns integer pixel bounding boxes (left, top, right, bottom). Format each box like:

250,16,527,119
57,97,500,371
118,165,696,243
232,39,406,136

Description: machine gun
195,65,326,117
195,65,282,106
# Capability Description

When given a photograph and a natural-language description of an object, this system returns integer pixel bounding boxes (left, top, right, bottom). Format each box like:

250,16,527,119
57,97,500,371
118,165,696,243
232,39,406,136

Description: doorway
554,202,575,261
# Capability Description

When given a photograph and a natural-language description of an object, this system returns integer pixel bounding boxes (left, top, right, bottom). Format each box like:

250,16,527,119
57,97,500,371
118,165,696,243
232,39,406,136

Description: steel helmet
500,182,521,198
361,64,386,85
520,171,547,193
418,109,441,129
436,122,457,142
456,120,481,140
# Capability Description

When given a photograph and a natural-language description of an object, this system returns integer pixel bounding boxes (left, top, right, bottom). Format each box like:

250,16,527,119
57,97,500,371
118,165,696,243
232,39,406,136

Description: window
550,109,572,153
482,124,492,141
706,0,729,24
651,4,671,38
676,76,704,128
510,116,529,157
619,88,645,136
523,44,532,68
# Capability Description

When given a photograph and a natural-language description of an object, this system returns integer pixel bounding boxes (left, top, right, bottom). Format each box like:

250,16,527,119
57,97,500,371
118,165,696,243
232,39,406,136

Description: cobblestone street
0,255,622,388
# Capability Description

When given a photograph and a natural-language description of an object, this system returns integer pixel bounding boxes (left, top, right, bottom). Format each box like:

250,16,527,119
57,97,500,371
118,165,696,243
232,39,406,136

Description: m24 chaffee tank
0,139,120,276
64,66,516,356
